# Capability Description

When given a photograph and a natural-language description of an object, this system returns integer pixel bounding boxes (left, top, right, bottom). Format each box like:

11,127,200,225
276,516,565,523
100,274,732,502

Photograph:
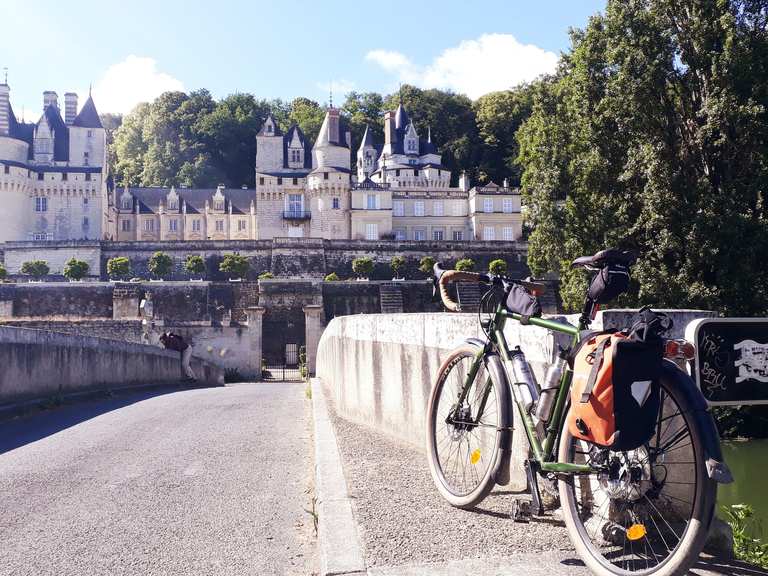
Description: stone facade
0,83,107,242
108,102,523,242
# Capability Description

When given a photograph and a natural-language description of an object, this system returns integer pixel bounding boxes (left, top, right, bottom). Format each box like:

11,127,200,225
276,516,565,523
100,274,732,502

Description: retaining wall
0,326,225,407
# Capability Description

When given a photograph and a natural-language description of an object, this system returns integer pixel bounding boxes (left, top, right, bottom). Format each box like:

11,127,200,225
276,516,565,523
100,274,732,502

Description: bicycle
426,249,733,576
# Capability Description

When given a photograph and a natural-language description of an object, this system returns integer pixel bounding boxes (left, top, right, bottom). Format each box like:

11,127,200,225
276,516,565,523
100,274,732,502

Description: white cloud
82,55,185,115
366,34,558,99
316,79,356,103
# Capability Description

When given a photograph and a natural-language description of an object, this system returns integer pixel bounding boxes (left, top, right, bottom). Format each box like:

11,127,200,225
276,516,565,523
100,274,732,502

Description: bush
324,272,340,281
391,256,406,278
258,271,275,280
352,256,374,279
107,257,131,280
63,258,89,281
21,260,50,279
418,256,436,275
220,254,250,279
723,504,768,568
455,258,475,272
148,251,174,279
0,264,6,281
184,254,206,277
489,258,507,276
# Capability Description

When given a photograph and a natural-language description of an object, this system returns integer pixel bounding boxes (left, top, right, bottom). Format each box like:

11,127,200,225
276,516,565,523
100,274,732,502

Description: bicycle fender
660,361,733,484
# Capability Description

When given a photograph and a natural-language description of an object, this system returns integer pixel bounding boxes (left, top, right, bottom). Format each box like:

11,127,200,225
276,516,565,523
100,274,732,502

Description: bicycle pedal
524,460,545,517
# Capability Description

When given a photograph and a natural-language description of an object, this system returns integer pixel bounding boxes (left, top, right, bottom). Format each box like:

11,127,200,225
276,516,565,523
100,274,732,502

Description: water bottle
508,348,539,413
535,350,568,423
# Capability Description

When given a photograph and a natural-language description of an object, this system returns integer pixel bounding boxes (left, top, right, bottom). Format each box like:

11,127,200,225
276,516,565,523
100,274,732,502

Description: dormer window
407,139,417,152
214,199,224,211
121,197,132,210
168,199,178,210
266,123,273,134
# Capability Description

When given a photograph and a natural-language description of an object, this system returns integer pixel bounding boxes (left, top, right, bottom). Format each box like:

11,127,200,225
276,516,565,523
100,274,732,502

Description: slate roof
6,105,35,158
121,187,256,215
72,95,103,129
358,125,374,150
44,104,70,161
257,113,282,136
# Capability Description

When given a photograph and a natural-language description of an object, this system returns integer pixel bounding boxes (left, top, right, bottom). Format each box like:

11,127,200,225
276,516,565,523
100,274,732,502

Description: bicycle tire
426,340,512,509
558,371,717,576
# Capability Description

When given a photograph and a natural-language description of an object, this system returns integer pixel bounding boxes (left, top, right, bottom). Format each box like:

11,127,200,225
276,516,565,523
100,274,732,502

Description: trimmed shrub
418,256,436,275
63,258,90,281
324,272,340,281
455,258,475,272
489,258,507,276
391,256,406,278
148,251,174,279
107,257,131,280
0,264,6,281
220,254,250,279
21,260,50,279
184,254,206,277
352,256,374,279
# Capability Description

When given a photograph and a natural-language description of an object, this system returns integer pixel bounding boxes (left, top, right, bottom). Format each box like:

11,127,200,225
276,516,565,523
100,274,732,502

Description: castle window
169,219,178,232
37,172,44,181
433,201,444,216
394,229,406,241
259,177,265,186
121,219,131,232
323,172,329,180
3,165,8,175
62,172,68,181
414,169,419,176
367,194,379,210
292,178,298,186
433,230,444,241
121,198,132,210
87,130,93,137
503,226,514,241
452,231,464,241
238,220,247,231
82,217,89,229
393,200,404,216
502,198,514,213
483,227,495,241
266,123,273,133
414,230,426,241
85,173,92,181
214,199,224,211
277,177,283,185
414,201,424,217
408,139,417,152
192,219,201,232
84,152,89,166
483,198,494,213
332,197,340,209
215,220,224,232
365,223,378,241
83,197,88,206
396,169,400,177
144,220,154,232
35,197,48,212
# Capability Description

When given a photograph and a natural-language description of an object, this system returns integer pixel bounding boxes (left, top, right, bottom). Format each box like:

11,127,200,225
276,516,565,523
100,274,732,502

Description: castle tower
255,114,283,174
356,125,376,181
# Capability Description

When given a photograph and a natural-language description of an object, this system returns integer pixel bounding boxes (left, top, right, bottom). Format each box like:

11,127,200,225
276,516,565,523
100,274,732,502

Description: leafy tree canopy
21,260,50,278
63,258,90,281
107,257,131,280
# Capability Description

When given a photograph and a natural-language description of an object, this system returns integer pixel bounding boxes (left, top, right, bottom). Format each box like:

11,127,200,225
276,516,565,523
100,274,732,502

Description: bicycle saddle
571,248,636,269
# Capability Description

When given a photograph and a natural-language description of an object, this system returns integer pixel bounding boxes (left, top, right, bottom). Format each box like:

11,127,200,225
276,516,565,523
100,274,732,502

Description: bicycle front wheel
558,371,716,576
426,341,511,509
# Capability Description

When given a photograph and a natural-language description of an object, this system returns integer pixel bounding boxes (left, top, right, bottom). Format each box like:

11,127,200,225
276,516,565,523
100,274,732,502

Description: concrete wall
0,325,224,406
315,309,716,490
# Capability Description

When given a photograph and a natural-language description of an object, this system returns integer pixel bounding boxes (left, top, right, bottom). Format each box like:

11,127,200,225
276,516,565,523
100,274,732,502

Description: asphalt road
0,383,316,576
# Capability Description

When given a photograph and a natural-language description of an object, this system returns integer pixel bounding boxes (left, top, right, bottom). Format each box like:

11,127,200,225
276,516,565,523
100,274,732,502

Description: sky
2,0,606,118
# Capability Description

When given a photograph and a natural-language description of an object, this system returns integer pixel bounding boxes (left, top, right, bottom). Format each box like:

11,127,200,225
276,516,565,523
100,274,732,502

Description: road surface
0,383,316,576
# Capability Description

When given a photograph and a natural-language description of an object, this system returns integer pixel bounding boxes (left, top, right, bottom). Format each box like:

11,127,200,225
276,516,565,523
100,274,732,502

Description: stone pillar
303,304,325,376
113,283,142,319
0,300,13,318
245,306,265,379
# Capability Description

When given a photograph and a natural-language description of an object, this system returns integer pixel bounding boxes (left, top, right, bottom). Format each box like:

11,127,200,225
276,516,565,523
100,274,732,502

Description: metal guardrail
282,210,311,220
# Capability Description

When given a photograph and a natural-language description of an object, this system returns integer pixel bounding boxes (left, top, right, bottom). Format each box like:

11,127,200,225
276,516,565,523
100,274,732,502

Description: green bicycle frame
463,303,593,475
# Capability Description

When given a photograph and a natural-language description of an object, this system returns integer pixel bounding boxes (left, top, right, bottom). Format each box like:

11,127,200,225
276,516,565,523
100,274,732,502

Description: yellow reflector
627,524,647,541
470,449,481,465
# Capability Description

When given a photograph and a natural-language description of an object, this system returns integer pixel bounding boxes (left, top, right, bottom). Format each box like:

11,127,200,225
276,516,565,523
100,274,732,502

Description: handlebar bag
588,264,631,303
505,283,542,319
568,332,662,451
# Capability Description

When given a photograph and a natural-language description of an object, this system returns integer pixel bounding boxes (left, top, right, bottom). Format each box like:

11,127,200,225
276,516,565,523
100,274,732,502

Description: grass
723,504,768,568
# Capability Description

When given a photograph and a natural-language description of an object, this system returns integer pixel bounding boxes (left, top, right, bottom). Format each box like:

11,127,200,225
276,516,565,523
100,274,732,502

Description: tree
148,251,174,279
455,258,475,272
518,0,768,316
0,263,7,281
391,256,406,279
418,256,436,275
351,257,374,279
21,260,50,279
63,258,89,281
184,254,206,277
258,271,275,280
324,272,340,281
342,91,385,150
489,259,507,276
289,97,326,144
107,257,131,280
219,254,250,279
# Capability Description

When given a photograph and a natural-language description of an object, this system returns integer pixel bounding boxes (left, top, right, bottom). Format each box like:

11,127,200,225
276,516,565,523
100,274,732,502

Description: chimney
383,110,396,151
459,171,470,192
0,82,9,136
328,108,340,144
43,91,58,109
64,93,78,125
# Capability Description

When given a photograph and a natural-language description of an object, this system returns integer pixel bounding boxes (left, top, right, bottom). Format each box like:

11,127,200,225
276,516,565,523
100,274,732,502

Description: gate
262,343,303,381
261,313,306,382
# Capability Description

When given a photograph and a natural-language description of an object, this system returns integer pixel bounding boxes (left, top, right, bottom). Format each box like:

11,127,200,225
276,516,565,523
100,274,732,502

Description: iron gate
262,343,304,381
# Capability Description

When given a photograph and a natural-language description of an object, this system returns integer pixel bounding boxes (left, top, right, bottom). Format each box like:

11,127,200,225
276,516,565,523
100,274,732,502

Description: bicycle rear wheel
426,341,511,509
558,372,716,576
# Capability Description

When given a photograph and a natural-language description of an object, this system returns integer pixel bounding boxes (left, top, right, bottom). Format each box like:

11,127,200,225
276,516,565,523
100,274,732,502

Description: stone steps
379,283,404,314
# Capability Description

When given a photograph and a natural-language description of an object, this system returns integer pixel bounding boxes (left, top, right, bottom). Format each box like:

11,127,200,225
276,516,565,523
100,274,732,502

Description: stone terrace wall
2,240,102,277
0,282,114,319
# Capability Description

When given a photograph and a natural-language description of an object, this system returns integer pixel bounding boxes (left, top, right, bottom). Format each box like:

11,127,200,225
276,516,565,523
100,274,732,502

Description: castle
0,81,107,243
0,82,522,244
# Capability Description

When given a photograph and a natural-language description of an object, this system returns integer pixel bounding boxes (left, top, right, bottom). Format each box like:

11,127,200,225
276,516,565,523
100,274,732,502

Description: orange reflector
470,449,481,465
627,523,647,541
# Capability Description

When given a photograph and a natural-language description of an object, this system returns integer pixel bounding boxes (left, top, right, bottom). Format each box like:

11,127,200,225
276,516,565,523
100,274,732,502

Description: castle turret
312,107,350,170
64,93,78,125
255,113,284,174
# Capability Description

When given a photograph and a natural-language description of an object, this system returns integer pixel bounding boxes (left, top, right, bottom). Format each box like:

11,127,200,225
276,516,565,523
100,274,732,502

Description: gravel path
328,401,577,570
0,383,317,576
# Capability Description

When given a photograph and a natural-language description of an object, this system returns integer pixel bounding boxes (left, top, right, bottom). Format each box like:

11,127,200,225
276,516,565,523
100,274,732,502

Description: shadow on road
0,385,215,455
691,555,768,575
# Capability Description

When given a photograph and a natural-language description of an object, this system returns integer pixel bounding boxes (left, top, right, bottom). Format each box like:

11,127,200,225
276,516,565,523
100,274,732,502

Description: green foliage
184,254,206,276
455,258,475,272
219,254,250,279
489,259,507,276
63,258,89,281
518,0,768,315
723,504,768,568
418,256,436,275
0,264,6,281
107,257,131,280
324,272,340,281
391,256,406,277
351,257,374,279
20,260,49,278
148,251,174,279
258,271,275,280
